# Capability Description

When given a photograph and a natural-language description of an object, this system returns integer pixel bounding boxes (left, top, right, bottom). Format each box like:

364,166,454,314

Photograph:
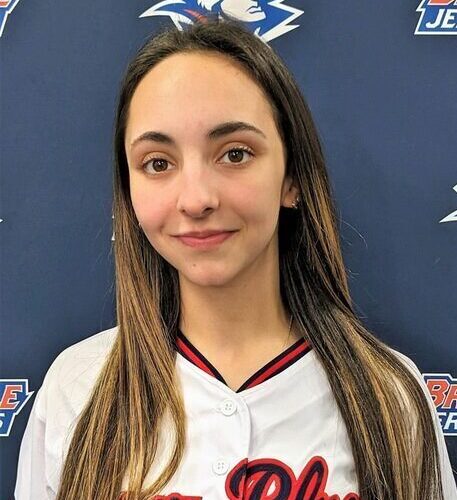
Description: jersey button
212,459,229,475
219,399,237,416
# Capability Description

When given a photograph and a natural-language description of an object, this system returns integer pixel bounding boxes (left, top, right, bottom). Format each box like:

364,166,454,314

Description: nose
176,164,219,218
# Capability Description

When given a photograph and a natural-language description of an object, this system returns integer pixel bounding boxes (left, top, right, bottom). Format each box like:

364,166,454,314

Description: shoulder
385,346,432,407
387,347,424,381
48,325,118,373
36,325,119,421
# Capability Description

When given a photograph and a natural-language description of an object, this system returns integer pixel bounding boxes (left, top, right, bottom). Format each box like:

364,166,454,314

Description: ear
281,175,300,208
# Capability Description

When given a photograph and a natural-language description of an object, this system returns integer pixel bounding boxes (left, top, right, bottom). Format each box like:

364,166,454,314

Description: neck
178,243,299,355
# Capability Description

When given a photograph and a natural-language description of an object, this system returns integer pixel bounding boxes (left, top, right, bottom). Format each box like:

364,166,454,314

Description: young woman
15,16,456,500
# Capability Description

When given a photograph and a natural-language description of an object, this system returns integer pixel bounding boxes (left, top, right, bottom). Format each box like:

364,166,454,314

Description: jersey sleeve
14,385,53,500
14,348,75,500
14,347,65,500
393,350,457,499
14,328,118,500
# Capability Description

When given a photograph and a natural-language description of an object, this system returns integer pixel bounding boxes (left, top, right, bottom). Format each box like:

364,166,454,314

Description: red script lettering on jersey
119,455,359,499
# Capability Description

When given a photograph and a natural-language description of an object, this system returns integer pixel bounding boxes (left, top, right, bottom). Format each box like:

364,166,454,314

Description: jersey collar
174,330,312,393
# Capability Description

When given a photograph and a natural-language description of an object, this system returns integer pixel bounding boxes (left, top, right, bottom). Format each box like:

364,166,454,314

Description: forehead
125,51,278,146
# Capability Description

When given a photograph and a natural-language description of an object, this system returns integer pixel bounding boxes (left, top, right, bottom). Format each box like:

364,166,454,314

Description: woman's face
124,51,298,288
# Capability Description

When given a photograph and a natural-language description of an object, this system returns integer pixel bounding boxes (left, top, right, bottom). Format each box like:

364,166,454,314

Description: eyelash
140,146,255,175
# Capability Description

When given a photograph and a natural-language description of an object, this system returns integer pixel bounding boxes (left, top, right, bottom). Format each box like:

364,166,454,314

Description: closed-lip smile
173,230,238,249
177,229,236,238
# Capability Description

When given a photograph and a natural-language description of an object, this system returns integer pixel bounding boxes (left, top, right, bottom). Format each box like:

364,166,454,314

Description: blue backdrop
1,1,456,497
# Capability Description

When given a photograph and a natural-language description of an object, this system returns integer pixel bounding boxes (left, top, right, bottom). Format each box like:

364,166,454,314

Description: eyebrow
129,121,267,150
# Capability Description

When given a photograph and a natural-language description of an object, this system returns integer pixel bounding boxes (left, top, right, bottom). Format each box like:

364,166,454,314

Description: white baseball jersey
14,326,457,499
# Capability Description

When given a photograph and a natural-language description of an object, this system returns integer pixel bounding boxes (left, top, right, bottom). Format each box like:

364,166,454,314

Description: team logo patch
424,373,457,436
0,0,20,38
139,0,304,42
415,0,457,35
0,379,34,437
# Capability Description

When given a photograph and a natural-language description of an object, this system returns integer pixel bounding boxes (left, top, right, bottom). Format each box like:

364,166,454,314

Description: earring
291,197,300,209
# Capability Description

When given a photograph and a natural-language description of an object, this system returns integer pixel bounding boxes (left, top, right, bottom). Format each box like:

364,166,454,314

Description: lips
174,230,237,249
178,230,234,238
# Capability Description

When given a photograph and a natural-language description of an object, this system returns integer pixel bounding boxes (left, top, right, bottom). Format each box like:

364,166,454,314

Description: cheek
228,181,280,230
130,182,168,230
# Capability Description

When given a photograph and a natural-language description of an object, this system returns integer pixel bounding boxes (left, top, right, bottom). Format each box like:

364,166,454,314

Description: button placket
209,394,250,481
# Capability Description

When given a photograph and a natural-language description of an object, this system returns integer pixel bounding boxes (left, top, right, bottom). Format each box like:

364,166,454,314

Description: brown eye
142,158,170,174
151,159,168,172
228,149,244,163
220,147,254,165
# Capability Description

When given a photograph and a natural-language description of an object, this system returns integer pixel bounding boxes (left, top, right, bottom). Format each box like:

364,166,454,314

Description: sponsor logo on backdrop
439,184,457,223
0,380,33,437
139,0,303,42
424,373,457,436
416,0,457,35
0,0,20,38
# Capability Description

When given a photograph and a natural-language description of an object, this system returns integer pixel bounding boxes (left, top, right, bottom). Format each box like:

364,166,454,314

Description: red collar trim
175,330,312,393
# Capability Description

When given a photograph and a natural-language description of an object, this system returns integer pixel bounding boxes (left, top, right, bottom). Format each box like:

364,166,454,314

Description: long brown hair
56,16,444,499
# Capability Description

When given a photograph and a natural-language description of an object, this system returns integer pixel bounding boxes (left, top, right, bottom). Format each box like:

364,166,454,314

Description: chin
178,264,238,288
